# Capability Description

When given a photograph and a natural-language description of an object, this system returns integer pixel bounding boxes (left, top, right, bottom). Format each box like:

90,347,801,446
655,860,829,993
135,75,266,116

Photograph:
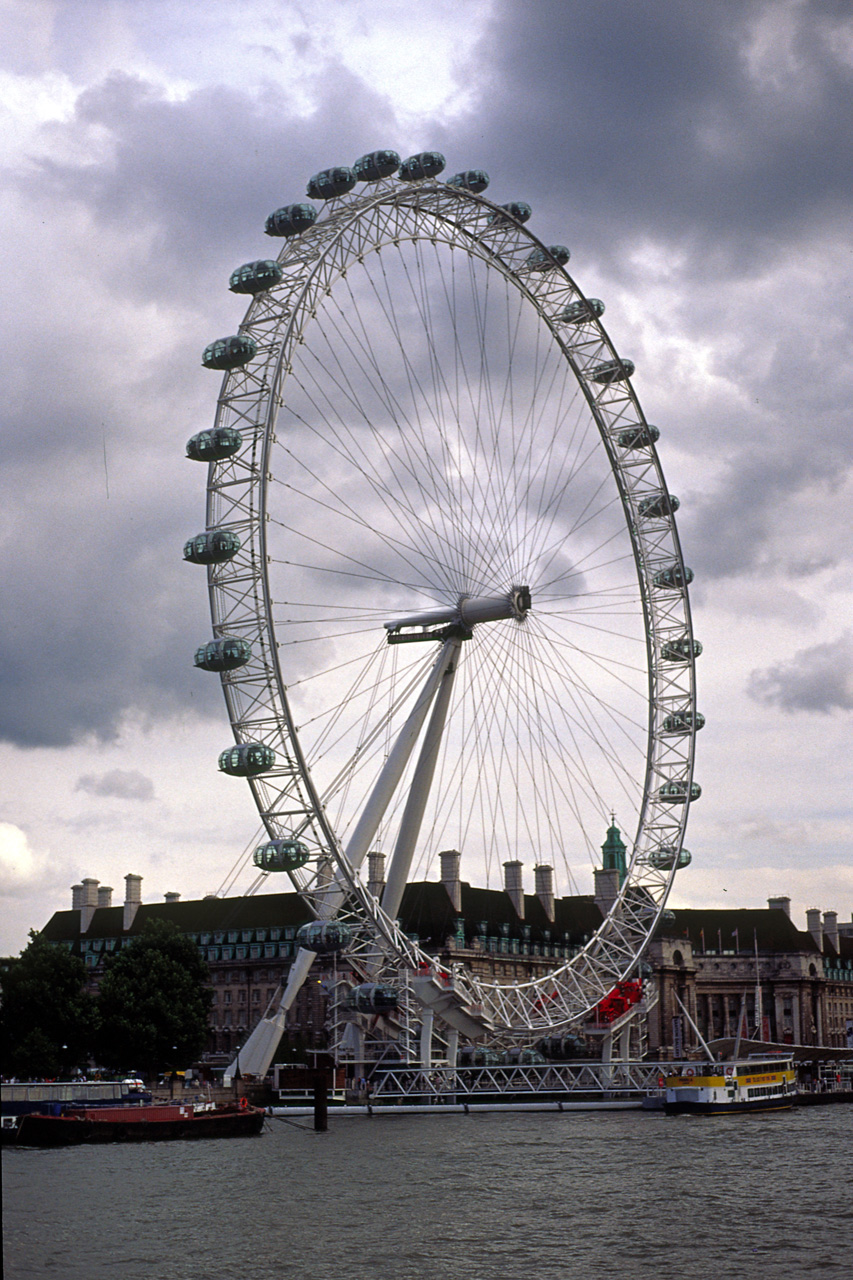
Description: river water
3,1107,851,1279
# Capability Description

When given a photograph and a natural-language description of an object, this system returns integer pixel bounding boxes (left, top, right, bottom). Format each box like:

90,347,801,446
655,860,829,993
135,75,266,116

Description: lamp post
170,1045,177,1097
233,1043,242,1098
62,1044,68,1079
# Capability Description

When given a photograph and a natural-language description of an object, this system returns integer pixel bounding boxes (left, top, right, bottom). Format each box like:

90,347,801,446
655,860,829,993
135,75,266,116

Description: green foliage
0,931,98,1078
96,920,212,1076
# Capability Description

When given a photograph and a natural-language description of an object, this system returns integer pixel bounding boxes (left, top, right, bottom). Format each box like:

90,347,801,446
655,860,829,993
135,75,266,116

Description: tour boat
664,1057,796,1115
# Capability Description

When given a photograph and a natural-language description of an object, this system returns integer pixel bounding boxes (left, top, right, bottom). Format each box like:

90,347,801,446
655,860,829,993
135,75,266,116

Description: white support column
420,1007,434,1073
382,639,461,920
446,1028,459,1069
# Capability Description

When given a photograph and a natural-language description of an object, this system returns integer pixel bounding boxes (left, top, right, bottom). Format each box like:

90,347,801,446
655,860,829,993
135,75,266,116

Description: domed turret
252,838,310,872
588,358,635,385
560,298,605,324
306,167,357,200
183,530,241,565
398,152,446,181
446,169,490,193
617,423,659,450
194,638,252,672
296,920,352,954
265,203,318,237
229,260,283,294
202,335,257,371
353,150,400,181
217,743,275,777
185,426,243,462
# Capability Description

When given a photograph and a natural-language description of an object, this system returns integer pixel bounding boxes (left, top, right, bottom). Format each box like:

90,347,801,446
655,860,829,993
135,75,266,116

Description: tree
0,931,98,1079
96,920,212,1078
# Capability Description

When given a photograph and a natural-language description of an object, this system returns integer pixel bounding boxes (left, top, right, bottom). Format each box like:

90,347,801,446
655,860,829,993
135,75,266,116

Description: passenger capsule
398,151,446,181
296,920,352,954
526,245,570,271
194,637,252,673
252,838,310,873
493,201,532,223
306,167,357,200
346,983,399,1014
661,637,703,662
649,846,693,872
217,743,275,777
662,710,705,734
658,780,702,804
559,298,605,324
588,358,635,385
183,529,242,565
617,423,659,451
228,260,283,295
653,564,694,590
446,169,490,193
353,150,401,181
202,335,257,371
265,203,318,237
638,492,680,519
186,426,243,462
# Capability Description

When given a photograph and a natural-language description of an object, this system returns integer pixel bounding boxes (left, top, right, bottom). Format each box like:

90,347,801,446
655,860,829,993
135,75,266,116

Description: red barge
9,1100,266,1146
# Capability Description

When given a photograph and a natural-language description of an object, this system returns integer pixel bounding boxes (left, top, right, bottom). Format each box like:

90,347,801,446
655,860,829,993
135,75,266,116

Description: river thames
3,1107,851,1279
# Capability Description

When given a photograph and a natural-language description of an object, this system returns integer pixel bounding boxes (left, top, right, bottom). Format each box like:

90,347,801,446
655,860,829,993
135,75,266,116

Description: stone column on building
80,878,99,932
123,874,142,931
97,886,113,907
806,908,823,950
503,860,524,919
440,850,462,912
823,911,839,951
534,864,555,922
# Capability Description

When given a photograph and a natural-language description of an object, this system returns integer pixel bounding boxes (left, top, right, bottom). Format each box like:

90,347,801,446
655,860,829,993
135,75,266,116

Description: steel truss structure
195,161,699,1050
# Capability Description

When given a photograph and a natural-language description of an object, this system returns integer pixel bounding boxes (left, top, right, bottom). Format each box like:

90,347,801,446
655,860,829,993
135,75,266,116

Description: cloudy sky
1,0,851,956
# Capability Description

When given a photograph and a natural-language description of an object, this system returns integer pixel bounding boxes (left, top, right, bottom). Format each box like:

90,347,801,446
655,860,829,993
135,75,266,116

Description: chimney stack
98,886,113,908
805,907,823,950
440,850,462,912
367,851,386,900
123,874,143,931
534,864,555,922
768,895,791,917
164,891,181,904
503,860,524,919
71,883,84,910
80,877,99,932
823,910,839,952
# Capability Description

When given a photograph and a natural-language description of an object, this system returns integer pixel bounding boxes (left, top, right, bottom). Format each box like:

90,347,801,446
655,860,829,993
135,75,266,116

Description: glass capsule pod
217,743,276,777
398,151,446,181
648,846,693,871
588,358,635,385
296,920,352,954
493,201,532,224
186,426,243,462
194,637,252,672
653,564,694,590
265,203,318,237
353,150,401,181
536,1035,588,1061
526,245,570,271
306,167,357,200
617,423,659,451
661,636,703,662
202,335,257,371
345,984,400,1014
560,298,605,324
661,710,705,734
228,259,283,294
638,492,680,519
446,169,490,193
658,780,702,804
252,838,310,872
183,529,242,565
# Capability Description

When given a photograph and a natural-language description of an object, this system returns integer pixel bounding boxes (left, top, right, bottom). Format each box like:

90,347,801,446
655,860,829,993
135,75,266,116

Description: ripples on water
3,1108,851,1280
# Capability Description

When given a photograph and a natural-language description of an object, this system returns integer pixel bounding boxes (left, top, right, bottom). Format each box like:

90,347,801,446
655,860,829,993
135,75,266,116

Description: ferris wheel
185,149,700,1054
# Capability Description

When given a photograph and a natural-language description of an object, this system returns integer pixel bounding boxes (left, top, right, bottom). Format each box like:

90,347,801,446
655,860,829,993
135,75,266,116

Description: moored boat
6,1100,266,1146
664,1056,796,1115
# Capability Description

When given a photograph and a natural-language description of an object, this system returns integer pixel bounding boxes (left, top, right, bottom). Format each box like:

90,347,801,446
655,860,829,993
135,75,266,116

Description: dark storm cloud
75,769,155,801
747,630,853,713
